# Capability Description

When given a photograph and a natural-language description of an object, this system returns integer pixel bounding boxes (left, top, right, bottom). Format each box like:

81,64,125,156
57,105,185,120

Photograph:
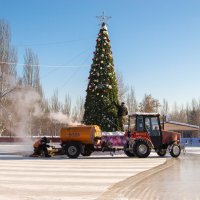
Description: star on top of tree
96,12,111,30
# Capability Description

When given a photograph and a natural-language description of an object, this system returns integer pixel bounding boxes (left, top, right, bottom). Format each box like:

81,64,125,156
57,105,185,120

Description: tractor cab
128,113,162,149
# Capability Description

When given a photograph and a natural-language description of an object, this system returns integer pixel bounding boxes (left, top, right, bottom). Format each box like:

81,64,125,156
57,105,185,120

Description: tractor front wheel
133,140,151,158
170,144,181,158
65,142,81,158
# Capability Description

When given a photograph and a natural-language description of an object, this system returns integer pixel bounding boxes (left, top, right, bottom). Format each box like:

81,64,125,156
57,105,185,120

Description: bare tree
72,96,84,123
187,99,200,126
0,19,17,133
138,94,160,113
23,48,43,95
126,87,137,113
170,102,187,123
161,98,169,116
62,94,71,117
50,89,61,113
116,70,128,102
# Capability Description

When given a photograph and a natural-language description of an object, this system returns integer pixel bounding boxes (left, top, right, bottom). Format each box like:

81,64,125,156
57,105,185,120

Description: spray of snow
7,86,43,154
49,112,81,125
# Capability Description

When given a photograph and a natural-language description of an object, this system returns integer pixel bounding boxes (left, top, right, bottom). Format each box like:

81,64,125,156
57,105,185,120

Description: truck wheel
81,151,92,156
65,142,81,158
157,149,167,157
133,140,150,158
170,144,181,158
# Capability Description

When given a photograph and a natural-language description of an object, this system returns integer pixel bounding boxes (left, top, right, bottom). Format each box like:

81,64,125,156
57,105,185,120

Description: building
164,121,200,138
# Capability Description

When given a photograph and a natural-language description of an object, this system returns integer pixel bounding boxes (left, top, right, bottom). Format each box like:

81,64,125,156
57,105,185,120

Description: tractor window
129,116,136,132
136,116,144,132
145,117,151,132
150,117,160,136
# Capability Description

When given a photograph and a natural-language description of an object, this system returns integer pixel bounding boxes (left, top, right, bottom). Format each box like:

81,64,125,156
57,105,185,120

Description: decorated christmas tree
83,20,121,131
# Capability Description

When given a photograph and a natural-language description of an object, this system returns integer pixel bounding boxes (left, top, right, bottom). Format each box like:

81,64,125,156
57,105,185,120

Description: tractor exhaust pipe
162,115,165,130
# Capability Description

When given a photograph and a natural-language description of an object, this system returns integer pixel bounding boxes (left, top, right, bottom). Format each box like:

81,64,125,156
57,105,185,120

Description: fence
181,138,200,147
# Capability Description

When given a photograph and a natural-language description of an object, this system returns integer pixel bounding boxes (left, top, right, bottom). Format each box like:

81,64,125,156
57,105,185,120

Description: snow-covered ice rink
0,144,167,200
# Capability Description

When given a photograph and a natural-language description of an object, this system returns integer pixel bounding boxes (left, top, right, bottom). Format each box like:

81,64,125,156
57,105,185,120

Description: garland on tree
83,22,122,131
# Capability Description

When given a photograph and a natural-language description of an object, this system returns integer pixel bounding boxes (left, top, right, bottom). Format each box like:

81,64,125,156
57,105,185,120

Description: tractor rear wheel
124,142,135,157
157,149,167,157
170,144,181,158
133,140,151,158
65,142,81,158
124,150,135,157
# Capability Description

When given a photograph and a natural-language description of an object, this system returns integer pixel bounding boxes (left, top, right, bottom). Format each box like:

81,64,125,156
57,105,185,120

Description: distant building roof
165,121,199,131
129,112,159,117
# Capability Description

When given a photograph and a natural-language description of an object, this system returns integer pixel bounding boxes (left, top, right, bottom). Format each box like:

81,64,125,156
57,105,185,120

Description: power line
40,46,92,80
15,38,93,47
0,61,89,68
59,53,91,89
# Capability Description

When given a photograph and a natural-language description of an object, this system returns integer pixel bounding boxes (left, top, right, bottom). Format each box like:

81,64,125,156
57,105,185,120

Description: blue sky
1,0,200,108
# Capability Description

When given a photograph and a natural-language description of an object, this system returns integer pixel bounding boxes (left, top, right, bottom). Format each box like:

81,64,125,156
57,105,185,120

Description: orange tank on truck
60,125,102,145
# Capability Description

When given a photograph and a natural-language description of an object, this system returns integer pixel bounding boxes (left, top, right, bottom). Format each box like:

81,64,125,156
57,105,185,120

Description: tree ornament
101,60,104,63
101,54,104,57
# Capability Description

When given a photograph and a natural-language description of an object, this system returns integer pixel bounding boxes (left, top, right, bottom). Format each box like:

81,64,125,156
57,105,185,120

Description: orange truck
59,125,124,158
60,125,102,158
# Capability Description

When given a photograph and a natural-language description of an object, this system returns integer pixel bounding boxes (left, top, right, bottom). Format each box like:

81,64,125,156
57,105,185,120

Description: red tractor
124,113,181,158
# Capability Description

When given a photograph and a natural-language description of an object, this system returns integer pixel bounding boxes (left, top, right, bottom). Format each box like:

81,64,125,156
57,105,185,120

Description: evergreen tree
83,22,120,131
